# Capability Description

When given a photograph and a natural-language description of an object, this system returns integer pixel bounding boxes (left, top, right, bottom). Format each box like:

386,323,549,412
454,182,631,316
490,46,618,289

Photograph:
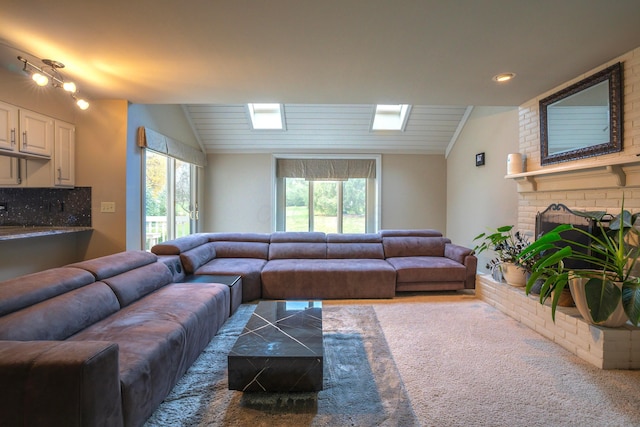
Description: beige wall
203,153,273,232
381,154,447,231
445,107,520,272
203,153,447,232
516,46,640,235
75,99,129,259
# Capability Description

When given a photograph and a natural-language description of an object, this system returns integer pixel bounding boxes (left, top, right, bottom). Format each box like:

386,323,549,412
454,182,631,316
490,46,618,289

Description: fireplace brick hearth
476,274,640,369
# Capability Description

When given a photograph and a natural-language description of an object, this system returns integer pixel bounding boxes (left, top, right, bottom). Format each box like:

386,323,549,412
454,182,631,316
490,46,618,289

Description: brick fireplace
515,47,640,234
477,46,640,369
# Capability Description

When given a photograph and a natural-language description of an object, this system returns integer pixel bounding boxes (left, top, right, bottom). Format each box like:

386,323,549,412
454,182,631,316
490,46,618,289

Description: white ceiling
1,1,639,153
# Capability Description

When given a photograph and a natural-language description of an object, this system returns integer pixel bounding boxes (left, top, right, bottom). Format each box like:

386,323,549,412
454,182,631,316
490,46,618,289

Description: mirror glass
540,62,623,165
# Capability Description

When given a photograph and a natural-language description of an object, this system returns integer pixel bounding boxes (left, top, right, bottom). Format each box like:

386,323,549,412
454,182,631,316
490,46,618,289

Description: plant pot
557,288,575,307
568,277,628,327
501,262,527,287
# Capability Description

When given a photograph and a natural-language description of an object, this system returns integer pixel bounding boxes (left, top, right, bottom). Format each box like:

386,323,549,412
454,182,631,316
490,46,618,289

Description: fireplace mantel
505,156,640,192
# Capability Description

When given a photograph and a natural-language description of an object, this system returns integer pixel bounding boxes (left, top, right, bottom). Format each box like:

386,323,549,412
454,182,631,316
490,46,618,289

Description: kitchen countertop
0,226,93,241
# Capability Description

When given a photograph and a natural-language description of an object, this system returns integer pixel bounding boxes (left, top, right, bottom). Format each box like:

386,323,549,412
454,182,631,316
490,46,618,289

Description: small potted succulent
518,204,640,327
473,225,533,287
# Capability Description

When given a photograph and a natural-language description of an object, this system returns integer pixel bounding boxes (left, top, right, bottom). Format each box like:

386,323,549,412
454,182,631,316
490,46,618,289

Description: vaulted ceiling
1,1,640,153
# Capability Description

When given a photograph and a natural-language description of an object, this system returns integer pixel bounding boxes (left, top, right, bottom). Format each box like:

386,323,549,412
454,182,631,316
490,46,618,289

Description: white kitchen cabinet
19,109,54,158
0,156,23,186
0,102,53,159
0,101,18,153
53,120,75,187
0,101,73,188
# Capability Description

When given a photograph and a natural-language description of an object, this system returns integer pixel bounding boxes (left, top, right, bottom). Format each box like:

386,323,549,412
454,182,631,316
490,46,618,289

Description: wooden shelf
505,156,640,192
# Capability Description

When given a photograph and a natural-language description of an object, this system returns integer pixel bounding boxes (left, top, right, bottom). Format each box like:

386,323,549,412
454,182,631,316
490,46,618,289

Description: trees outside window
284,178,366,233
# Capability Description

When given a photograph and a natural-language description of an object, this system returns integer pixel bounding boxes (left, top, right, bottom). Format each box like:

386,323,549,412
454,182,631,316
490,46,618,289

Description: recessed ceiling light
493,73,516,83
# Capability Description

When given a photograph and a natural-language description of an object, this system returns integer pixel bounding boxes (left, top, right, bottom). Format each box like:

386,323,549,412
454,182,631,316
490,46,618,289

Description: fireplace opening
535,203,610,270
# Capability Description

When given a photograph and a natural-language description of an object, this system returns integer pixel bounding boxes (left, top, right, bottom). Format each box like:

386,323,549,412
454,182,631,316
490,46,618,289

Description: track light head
17,55,89,109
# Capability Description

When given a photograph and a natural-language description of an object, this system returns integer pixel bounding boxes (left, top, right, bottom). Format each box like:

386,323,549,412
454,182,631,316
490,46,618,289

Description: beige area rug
371,293,640,427
144,303,419,427
145,294,640,427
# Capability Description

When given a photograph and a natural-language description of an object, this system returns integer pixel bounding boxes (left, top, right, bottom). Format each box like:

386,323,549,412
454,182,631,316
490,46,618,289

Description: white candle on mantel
507,153,523,175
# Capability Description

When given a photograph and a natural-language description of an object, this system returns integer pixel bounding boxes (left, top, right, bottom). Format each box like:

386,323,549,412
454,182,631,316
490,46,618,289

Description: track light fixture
18,56,90,110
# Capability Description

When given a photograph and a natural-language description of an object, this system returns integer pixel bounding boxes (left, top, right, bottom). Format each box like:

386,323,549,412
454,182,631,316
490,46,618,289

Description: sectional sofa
0,250,231,427
0,229,475,427
151,229,477,299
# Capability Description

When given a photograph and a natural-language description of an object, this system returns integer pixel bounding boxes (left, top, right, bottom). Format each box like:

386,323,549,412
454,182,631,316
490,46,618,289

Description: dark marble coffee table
228,300,323,392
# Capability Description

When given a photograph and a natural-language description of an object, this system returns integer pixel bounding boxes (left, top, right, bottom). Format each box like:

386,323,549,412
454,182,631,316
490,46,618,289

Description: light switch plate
100,201,116,213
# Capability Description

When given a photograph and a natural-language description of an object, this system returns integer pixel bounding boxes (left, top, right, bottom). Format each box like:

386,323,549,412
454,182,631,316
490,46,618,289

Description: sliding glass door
144,151,197,250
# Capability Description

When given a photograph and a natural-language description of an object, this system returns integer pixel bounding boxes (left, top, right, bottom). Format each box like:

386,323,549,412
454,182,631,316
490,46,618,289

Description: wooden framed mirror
539,62,623,165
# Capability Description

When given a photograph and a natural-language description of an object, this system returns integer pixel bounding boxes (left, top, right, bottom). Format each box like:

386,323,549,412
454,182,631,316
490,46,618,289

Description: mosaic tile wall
0,187,91,227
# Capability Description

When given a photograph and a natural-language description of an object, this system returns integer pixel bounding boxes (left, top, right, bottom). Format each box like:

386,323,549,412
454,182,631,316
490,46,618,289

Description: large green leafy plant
518,205,640,326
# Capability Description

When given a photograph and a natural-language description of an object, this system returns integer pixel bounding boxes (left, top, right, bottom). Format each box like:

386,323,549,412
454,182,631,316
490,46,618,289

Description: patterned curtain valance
276,158,376,180
137,127,206,167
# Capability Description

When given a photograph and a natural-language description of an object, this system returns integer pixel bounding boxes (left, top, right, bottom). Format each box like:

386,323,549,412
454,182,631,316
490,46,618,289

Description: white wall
203,153,448,232
446,106,520,272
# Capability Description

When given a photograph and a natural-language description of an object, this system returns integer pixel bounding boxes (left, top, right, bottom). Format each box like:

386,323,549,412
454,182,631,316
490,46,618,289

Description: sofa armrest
444,243,472,264
0,340,123,427
445,243,477,289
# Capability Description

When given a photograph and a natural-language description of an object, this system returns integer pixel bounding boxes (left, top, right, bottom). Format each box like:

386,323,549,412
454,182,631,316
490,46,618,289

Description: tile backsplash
0,187,91,227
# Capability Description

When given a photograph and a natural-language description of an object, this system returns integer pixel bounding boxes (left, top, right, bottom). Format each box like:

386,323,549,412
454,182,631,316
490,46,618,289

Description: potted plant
518,204,640,327
473,225,533,287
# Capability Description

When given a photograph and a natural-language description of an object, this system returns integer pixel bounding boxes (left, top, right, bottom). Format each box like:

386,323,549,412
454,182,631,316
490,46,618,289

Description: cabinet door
0,156,23,186
53,121,75,187
0,102,18,153
19,109,53,157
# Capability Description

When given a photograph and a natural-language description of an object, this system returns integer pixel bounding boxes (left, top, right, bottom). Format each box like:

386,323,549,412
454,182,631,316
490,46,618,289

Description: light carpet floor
146,293,640,427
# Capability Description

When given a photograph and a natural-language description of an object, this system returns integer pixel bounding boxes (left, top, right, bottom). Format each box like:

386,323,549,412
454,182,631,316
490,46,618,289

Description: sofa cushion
150,233,211,255
180,242,217,274
326,233,385,259
269,232,327,259
211,241,269,259
385,256,466,283
69,283,230,427
0,267,95,317
209,232,271,243
380,229,443,237
0,282,120,341
69,250,158,280
382,236,446,258
195,258,267,302
101,261,173,307
261,258,396,299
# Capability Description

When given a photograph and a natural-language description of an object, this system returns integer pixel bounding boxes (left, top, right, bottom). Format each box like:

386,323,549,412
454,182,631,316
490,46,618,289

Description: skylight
371,104,411,131
247,103,285,130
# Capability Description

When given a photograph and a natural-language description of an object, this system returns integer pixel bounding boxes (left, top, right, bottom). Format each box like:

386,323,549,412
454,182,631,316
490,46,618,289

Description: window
138,127,205,250
247,103,285,130
144,152,198,250
284,178,367,233
275,157,379,233
371,104,411,131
